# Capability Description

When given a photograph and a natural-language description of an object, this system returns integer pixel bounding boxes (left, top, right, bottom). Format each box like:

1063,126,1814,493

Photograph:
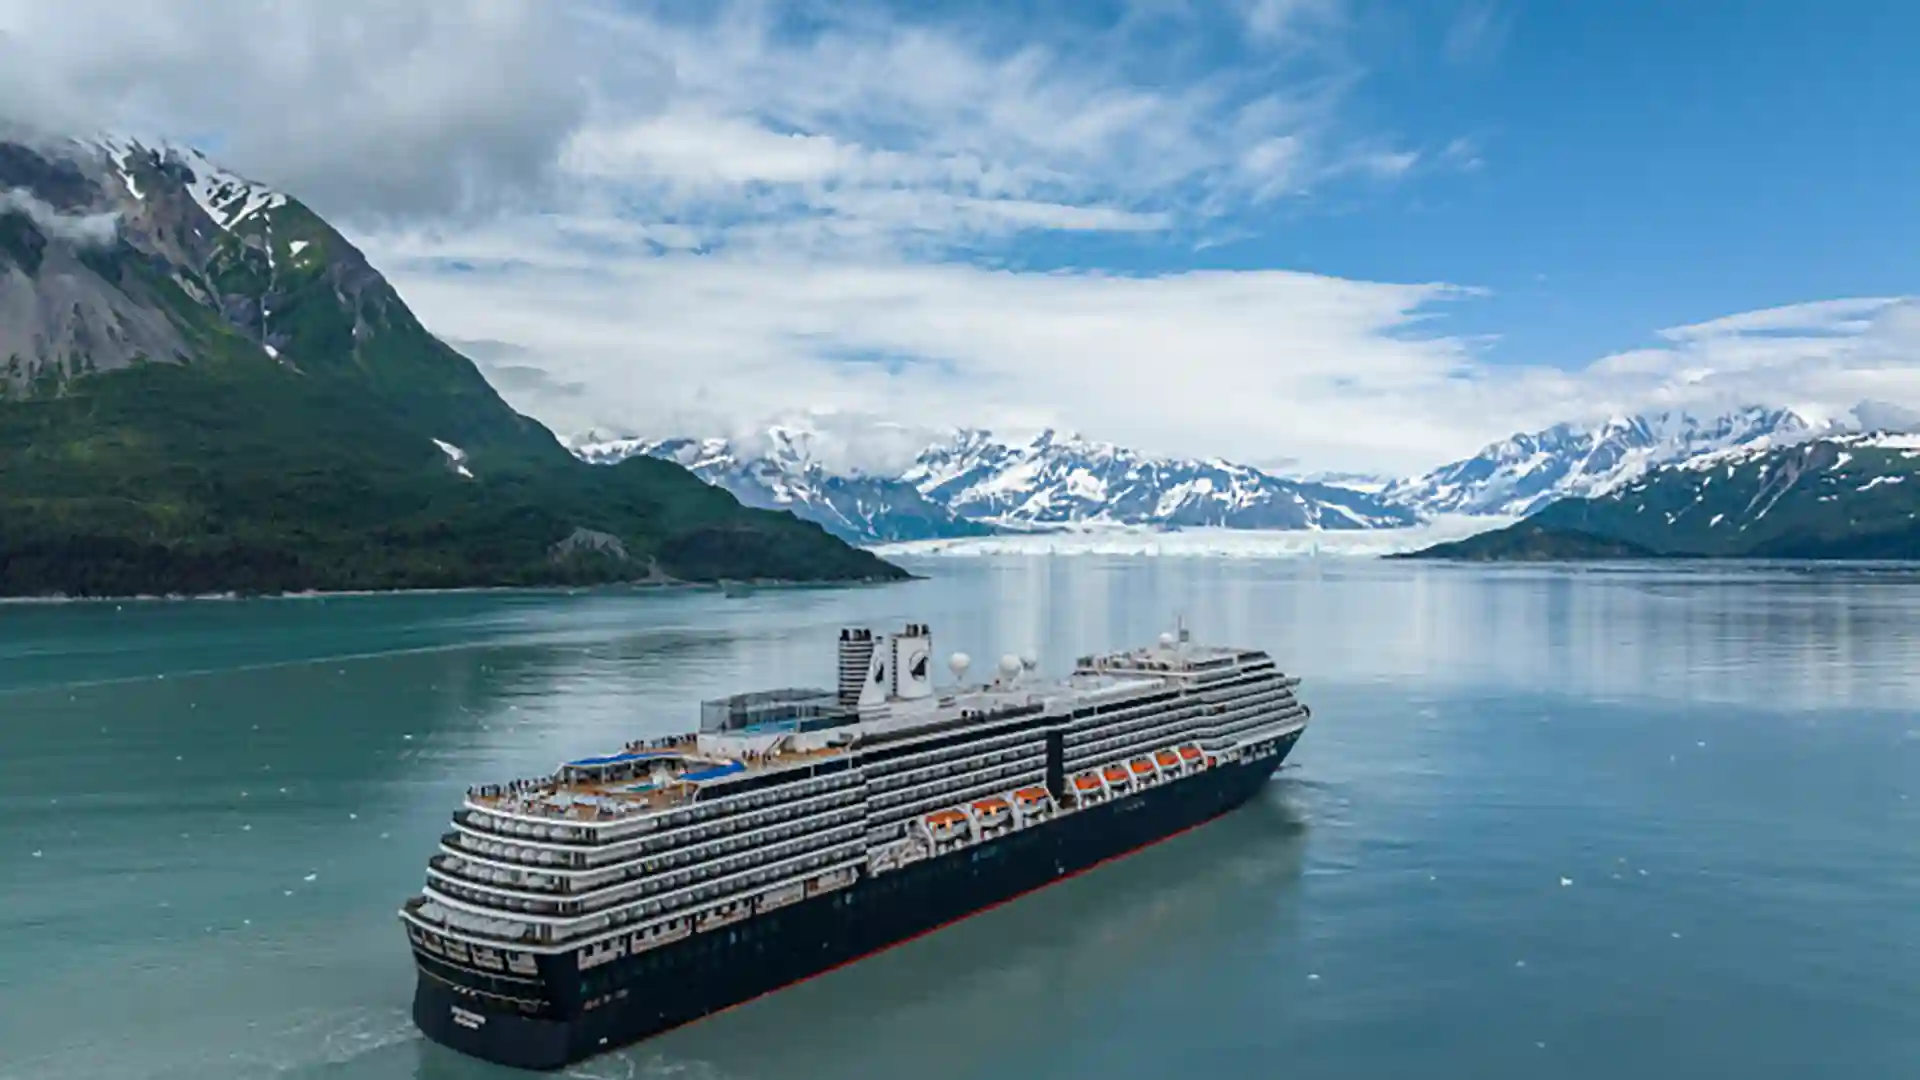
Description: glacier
874,516,1512,559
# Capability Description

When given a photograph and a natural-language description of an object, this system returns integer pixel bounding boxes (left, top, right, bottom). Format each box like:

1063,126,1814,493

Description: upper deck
465,735,852,826
461,622,1274,829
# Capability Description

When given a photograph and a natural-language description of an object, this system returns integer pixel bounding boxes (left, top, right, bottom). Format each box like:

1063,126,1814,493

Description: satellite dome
949,652,972,679
1019,651,1038,670
1158,631,1176,647
998,654,1022,679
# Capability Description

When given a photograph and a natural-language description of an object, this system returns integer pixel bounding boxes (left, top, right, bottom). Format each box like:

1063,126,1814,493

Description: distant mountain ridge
570,426,1419,544
1385,402,1920,518
571,430,989,545
1402,431,1920,561
903,428,1417,531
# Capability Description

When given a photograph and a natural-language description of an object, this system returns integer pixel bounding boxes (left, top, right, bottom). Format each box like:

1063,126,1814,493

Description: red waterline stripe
661,800,1237,1038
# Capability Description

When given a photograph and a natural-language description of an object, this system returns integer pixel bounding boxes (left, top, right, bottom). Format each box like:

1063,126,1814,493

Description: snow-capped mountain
1411,431,1920,560
570,429,988,545
1384,405,1840,517
903,429,1418,530
571,426,1419,542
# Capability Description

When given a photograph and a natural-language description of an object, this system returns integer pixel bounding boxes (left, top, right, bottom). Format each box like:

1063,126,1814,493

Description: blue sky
967,0,1920,370
8,0,1915,473
1192,1,1919,371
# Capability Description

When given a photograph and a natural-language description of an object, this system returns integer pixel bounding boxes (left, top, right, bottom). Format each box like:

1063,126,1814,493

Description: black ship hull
414,732,1300,1070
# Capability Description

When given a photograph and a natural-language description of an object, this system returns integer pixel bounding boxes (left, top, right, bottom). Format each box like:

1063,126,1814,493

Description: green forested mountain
1400,433,1920,561
0,137,905,596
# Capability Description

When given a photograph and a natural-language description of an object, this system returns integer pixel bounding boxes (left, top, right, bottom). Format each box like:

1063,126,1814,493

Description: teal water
3,559,1919,1080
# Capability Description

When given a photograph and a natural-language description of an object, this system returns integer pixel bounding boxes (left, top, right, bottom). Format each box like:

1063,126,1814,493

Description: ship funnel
837,627,876,707
893,622,933,701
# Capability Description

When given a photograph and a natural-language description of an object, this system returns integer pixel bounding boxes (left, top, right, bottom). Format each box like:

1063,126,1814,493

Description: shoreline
0,574,918,606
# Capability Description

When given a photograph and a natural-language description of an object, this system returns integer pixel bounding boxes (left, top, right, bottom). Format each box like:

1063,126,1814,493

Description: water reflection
878,558,1920,712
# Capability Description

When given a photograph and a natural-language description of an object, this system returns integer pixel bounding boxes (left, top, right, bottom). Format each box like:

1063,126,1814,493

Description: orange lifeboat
1073,774,1104,792
1155,749,1181,768
1102,764,1130,784
925,809,968,828
1014,786,1050,803
1178,746,1203,762
1129,759,1154,776
972,797,1010,815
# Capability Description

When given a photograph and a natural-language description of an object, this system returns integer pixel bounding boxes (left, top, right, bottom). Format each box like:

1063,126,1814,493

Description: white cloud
1589,297,1920,414
374,225,1494,474
10,0,1915,479
1655,298,1903,343
0,0,592,219
348,4,1920,478
0,186,118,245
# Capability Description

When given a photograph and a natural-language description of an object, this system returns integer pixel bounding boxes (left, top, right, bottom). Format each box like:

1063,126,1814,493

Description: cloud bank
2,0,1916,475
0,186,119,246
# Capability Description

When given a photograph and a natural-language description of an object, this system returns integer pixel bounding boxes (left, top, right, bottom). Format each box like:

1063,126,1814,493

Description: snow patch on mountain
433,438,474,479
90,135,288,231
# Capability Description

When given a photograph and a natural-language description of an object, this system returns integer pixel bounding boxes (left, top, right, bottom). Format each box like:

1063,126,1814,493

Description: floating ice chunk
303,872,317,882
31,850,42,858
1559,877,1572,887
1307,973,1320,981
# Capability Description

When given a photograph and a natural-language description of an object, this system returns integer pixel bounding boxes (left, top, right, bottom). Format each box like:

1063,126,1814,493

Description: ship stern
412,972,577,1072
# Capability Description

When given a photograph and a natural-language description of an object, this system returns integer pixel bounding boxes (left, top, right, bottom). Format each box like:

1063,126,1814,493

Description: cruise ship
401,621,1312,1069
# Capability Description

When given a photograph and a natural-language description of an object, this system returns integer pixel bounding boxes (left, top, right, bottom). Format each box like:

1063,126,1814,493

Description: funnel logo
910,655,928,680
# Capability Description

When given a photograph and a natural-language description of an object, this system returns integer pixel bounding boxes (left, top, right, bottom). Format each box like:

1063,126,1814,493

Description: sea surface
3,558,1919,1080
